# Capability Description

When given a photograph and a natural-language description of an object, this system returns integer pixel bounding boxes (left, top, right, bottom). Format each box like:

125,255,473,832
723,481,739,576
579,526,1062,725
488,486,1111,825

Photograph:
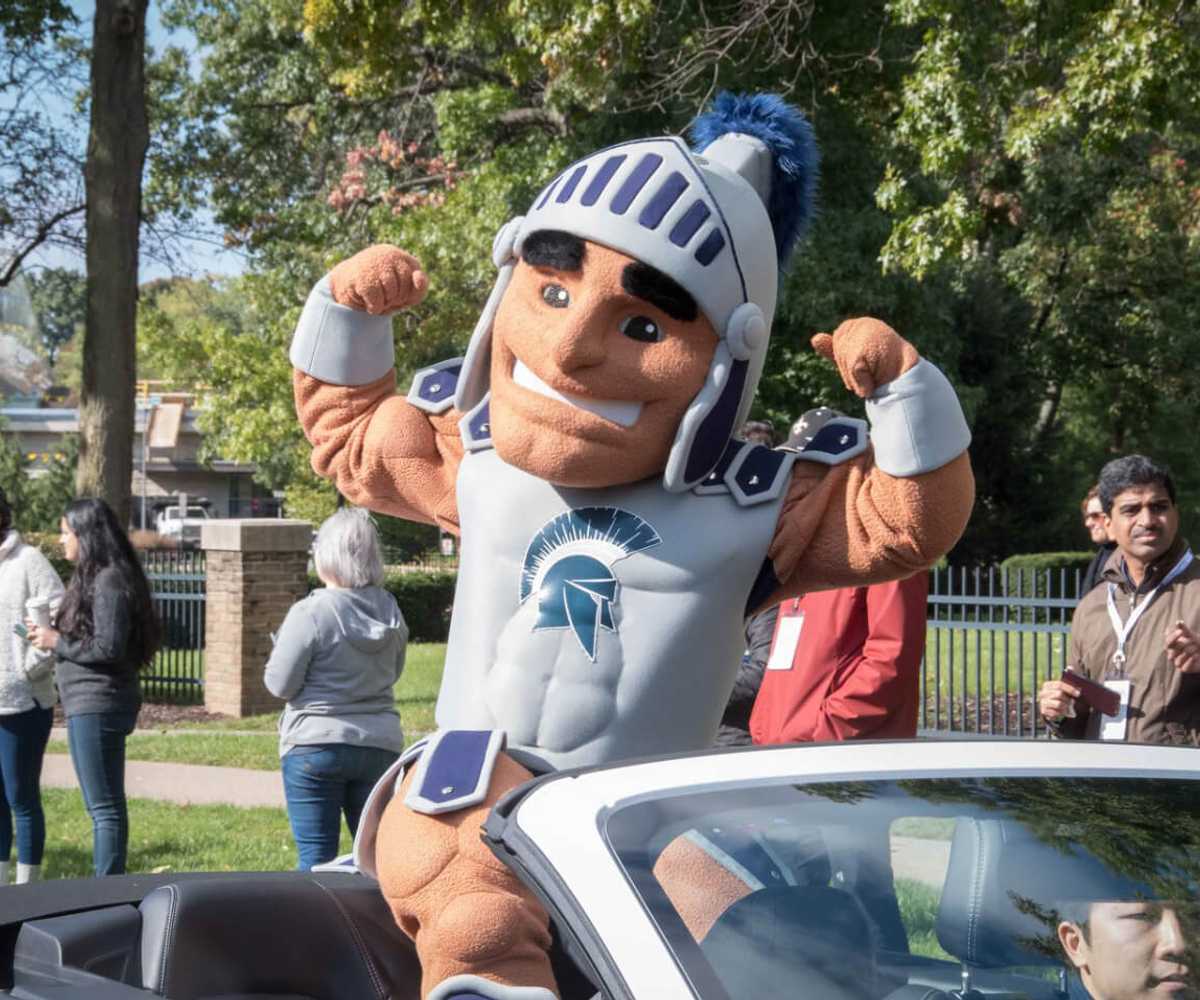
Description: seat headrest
701,885,878,1000
935,819,1147,969
139,876,420,1000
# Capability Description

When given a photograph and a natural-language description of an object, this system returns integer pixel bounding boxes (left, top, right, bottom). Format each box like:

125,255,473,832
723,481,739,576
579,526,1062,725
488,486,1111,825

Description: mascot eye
541,284,570,308
620,315,661,343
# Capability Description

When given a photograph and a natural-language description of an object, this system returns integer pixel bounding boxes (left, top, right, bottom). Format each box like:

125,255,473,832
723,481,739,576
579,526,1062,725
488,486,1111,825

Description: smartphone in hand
1062,668,1121,716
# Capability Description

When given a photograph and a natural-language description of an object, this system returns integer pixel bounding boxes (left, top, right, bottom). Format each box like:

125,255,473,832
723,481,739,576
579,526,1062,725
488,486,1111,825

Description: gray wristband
866,359,971,477
289,276,395,386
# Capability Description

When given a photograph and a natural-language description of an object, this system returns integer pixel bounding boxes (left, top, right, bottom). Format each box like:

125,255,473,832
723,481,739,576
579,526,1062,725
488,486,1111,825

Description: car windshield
604,776,1200,1000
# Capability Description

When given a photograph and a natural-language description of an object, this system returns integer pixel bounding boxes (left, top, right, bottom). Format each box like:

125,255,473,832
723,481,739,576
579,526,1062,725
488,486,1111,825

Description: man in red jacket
750,572,929,744
744,570,929,954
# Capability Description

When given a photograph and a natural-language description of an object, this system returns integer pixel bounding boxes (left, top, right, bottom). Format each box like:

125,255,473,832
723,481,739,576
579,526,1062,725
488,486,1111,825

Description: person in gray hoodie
265,507,406,870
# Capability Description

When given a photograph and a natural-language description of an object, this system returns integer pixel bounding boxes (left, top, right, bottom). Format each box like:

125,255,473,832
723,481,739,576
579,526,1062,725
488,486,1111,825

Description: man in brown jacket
1040,455,1200,743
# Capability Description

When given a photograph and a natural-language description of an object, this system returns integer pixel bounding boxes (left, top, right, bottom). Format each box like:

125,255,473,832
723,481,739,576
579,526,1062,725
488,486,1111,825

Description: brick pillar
201,519,313,717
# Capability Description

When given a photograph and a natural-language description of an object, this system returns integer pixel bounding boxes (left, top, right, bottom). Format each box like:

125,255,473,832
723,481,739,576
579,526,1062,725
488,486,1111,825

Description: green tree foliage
149,0,1200,561
0,417,79,533
24,266,85,367
879,0,1200,554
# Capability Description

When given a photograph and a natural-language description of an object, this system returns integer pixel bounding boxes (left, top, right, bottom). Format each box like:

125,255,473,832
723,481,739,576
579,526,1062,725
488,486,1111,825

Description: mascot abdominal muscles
290,93,974,1000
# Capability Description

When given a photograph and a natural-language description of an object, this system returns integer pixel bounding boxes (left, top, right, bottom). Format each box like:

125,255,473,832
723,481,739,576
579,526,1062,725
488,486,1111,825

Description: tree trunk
77,0,149,526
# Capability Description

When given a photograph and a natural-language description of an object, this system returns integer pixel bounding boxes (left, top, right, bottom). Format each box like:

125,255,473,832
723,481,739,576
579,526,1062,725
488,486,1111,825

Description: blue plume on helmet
690,92,819,267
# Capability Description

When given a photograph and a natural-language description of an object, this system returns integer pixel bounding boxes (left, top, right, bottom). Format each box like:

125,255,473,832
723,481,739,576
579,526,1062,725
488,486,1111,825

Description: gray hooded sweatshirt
264,585,406,757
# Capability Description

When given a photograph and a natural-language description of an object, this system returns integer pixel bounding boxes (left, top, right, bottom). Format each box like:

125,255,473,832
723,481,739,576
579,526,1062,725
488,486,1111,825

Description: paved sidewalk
42,753,285,809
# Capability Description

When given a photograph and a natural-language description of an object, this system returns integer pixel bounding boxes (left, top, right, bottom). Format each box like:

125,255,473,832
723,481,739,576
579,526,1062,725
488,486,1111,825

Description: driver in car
289,92,975,1000
1059,900,1198,999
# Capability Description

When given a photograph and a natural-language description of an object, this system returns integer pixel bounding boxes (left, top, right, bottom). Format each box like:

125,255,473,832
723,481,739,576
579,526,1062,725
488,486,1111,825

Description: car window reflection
607,777,1200,1000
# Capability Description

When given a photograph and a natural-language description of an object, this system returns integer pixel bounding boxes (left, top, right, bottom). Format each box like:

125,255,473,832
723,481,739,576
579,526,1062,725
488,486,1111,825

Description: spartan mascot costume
289,93,974,1000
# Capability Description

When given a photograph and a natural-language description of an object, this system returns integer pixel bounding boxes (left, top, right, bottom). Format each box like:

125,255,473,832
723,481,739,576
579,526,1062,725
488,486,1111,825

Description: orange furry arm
293,370,464,534
759,316,975,606
763,449,973,604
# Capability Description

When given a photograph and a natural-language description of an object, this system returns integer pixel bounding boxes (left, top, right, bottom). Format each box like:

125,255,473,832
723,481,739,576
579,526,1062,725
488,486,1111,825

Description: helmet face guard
455,95,818,491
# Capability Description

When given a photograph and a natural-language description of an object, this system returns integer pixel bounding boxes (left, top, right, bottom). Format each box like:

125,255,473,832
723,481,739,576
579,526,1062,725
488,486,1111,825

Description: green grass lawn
923,626,1067,699
392,641,444,738
77,643,450,771
47,731,281,770
35,788,348,878
895,877,954,961
121,627,1064,767
126,626,1062,767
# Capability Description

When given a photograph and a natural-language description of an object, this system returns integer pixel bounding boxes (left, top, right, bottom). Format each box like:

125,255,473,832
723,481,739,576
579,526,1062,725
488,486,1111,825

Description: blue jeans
0,706,53,865
67,711,137,876
281,743,399,871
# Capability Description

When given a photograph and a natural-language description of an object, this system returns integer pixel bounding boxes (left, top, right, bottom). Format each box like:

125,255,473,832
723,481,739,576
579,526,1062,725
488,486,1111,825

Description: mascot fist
329,244,429,315
811,317,920,398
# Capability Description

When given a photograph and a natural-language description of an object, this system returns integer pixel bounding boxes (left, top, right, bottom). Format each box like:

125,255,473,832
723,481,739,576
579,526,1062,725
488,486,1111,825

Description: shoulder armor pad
405,729,506,816
458,395,493,452
795,414,869,466
725,445,796,506
692,439,745,496
407,357,464,414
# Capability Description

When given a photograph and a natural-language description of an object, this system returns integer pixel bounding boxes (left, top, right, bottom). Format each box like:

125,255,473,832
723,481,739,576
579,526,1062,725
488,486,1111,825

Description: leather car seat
138,876,421,1000
700,885,878,1000
934,817,1138,972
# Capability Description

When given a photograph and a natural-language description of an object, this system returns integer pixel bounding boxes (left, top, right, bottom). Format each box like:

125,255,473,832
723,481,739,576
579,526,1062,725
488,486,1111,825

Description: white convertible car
1,740,1196,999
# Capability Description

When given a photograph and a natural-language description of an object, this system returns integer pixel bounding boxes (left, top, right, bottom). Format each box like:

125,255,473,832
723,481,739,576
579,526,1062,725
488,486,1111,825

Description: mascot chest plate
435,448,783,770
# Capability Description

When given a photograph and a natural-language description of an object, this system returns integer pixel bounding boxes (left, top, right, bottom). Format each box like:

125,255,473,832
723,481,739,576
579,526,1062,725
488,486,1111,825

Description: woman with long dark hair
27,498,160,876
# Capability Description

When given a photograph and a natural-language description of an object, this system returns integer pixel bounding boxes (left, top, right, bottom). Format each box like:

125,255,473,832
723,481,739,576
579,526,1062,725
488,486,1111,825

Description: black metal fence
134,551,1089,722
142,549,206,704
922,565,1083,737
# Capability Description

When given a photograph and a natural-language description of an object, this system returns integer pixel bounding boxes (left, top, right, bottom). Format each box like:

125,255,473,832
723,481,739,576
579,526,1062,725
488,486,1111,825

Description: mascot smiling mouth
512,360,643,428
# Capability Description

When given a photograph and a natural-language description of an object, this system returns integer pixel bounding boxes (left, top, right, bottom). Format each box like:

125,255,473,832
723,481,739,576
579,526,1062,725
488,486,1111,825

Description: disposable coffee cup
25,597,51,628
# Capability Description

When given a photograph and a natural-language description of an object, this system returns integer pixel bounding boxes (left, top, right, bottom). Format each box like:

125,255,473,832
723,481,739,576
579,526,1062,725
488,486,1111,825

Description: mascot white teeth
289,91,974,1000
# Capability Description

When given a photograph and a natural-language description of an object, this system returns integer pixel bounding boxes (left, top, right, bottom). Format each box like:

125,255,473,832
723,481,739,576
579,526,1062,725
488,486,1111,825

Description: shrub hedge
308,570,457,642
998,551,1095,600
21,531,72,582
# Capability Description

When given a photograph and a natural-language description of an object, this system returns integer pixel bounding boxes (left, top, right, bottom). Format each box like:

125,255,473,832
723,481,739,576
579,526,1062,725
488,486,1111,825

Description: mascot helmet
454,92,818,491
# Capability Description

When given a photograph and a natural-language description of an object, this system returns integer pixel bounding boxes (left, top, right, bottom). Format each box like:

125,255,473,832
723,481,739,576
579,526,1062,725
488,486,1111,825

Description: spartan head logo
519,507,661,660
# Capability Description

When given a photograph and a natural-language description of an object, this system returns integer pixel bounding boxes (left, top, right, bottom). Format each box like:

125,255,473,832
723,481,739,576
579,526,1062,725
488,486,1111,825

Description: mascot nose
551,314,607,372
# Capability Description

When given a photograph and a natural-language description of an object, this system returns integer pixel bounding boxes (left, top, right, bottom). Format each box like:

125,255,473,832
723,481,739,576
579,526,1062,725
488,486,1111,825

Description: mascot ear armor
492,216,524,268
725,303,767,362
455,217,524,414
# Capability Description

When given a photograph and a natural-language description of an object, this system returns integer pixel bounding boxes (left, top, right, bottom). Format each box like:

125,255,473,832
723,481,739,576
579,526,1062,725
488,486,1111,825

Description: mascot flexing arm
290,94,974,1000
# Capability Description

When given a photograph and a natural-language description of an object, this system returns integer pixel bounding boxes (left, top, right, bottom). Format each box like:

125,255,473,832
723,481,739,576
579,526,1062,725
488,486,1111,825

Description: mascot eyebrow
522,229,698,323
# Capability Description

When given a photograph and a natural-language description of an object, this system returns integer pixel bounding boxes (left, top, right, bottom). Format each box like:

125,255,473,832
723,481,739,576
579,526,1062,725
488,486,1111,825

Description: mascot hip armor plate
289,92,975,1000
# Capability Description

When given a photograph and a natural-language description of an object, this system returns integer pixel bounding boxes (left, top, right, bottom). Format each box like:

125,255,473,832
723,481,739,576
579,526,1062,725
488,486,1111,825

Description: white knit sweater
0,530,64,713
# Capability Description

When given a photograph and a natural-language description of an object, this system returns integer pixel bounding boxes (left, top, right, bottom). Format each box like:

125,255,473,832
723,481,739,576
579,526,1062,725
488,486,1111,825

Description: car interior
2,869,607,1000
3,776,1194,1000
615,776,1197,1000
3,872,423,1000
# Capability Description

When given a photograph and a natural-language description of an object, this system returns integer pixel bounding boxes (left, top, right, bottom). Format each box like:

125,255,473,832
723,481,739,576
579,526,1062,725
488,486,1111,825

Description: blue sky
27,1,245,282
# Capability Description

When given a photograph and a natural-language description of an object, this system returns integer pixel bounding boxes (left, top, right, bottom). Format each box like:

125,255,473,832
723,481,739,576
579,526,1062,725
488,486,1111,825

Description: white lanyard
1106,548,1193,673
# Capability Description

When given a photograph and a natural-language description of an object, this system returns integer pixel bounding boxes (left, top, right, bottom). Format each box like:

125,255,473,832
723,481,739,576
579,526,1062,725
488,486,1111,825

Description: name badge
1100,680,1132,742
767,614,804,671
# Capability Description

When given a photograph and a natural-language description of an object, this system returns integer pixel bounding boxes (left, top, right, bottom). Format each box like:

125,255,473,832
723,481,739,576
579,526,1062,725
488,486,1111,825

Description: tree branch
496,106,568,136
0,201,85,287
